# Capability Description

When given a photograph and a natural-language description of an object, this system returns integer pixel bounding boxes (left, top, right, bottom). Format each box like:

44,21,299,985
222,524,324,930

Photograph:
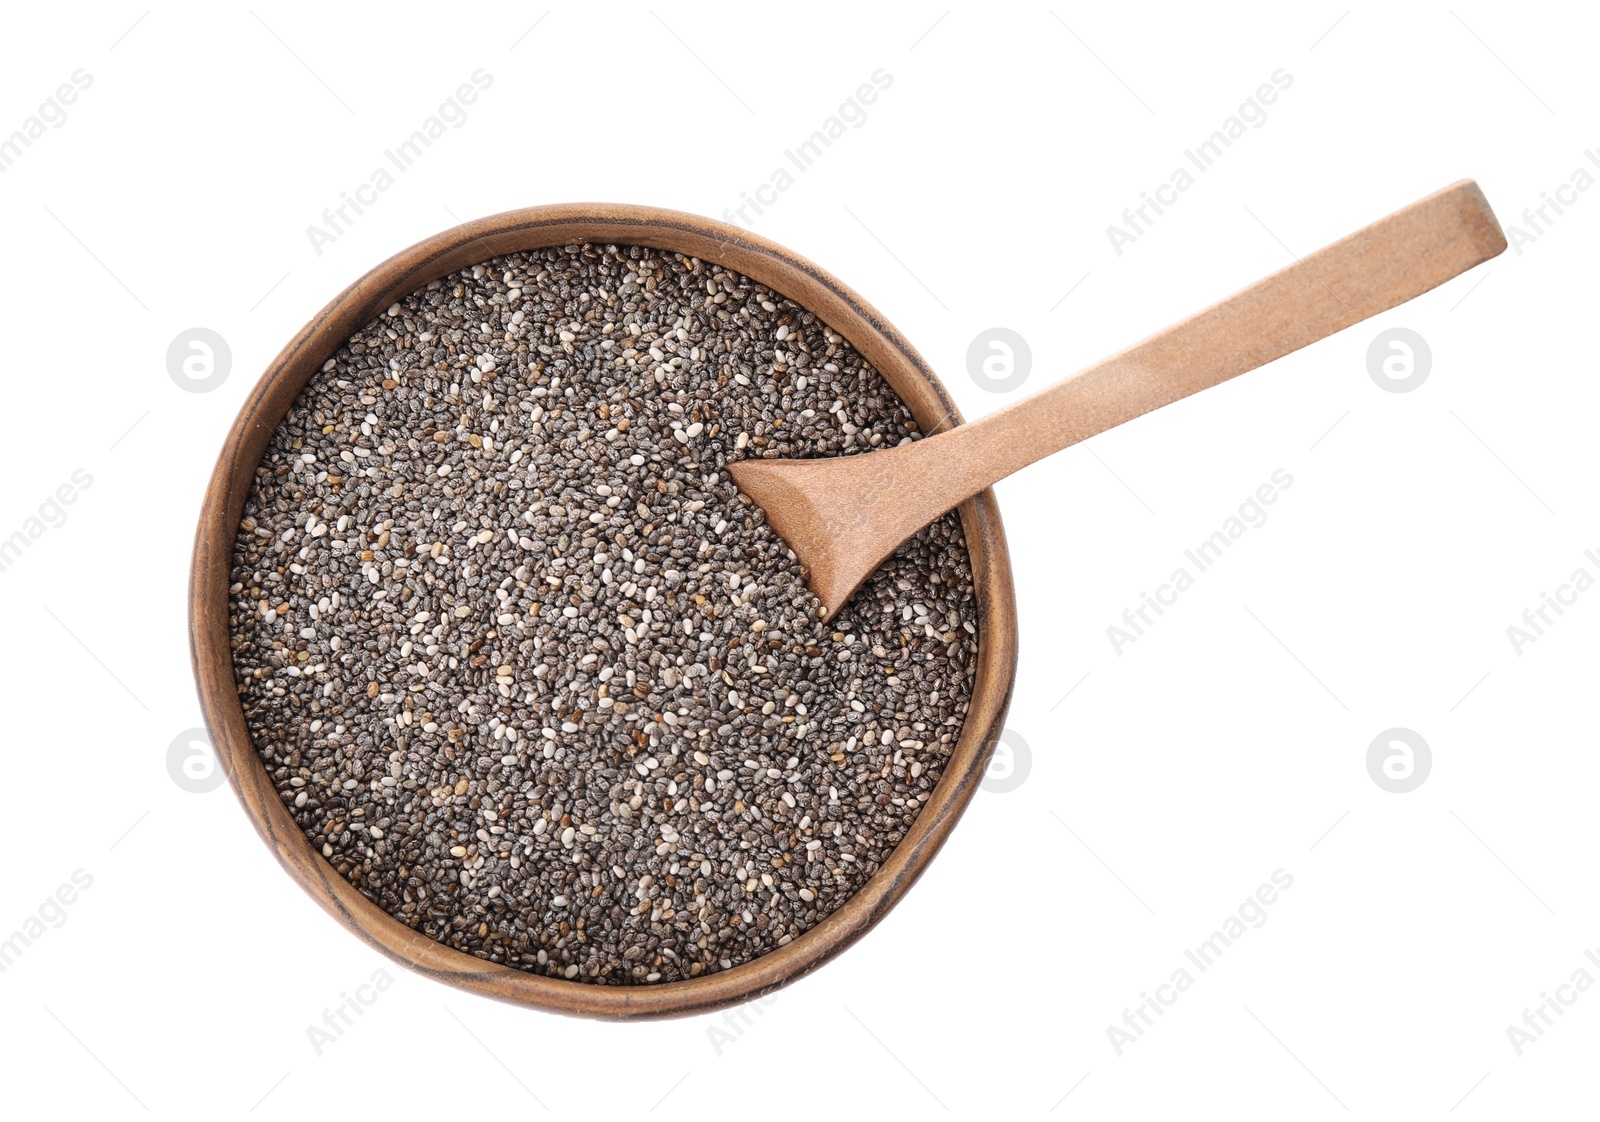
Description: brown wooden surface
188,204,1019,1020
730,179,1507,619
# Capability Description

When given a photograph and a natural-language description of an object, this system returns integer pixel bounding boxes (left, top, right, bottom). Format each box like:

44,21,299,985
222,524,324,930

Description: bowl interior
189,203,1018,1019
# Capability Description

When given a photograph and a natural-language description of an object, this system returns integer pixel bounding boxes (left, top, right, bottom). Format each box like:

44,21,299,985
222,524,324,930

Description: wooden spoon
728,179,1506,621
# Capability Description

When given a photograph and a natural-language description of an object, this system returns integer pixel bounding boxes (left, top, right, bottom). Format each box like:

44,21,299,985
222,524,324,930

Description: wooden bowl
189,203,1019,1019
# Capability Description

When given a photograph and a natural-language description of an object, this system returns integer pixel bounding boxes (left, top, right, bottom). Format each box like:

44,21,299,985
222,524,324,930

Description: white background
0,2,1594,1118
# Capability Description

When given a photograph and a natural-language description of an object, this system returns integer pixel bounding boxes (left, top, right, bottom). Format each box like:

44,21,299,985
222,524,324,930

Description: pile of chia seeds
230,243,978,985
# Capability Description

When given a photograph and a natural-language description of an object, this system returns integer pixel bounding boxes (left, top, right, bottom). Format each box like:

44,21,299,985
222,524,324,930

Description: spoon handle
918,179,1505,503
728,180,1506,620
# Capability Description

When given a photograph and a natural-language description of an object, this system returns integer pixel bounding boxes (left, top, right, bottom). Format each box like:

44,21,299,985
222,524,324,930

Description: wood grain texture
187,203,1019,1020
730,180,1506,619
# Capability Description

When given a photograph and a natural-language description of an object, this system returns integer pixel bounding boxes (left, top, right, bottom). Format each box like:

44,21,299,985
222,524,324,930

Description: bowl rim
188,202,1018,1019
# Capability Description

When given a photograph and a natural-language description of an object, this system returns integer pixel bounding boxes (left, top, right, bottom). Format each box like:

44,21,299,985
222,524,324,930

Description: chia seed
229,243,978,985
